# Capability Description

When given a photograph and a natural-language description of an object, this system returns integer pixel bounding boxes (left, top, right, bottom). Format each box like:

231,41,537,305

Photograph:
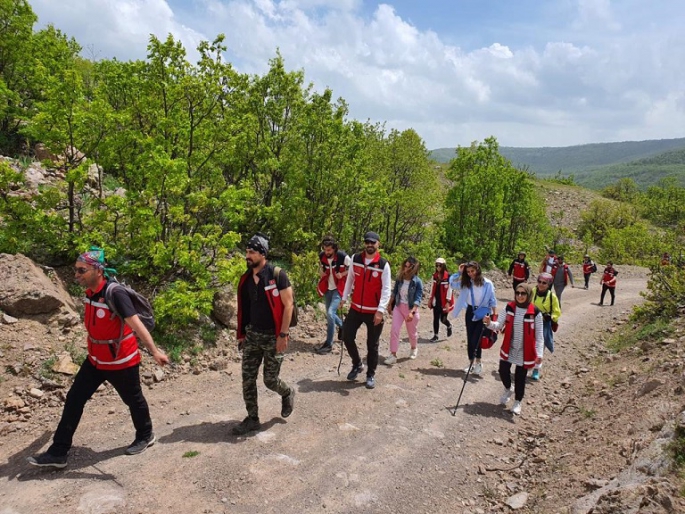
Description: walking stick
450,322,486,416
337,311,346,376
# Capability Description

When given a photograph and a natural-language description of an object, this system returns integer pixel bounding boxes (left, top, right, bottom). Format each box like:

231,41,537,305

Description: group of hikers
28,235,621,469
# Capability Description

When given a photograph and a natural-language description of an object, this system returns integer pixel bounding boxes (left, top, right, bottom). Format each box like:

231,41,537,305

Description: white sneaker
462,363,473,373
511,401,522,415
384,354,397,365
500,387,513,405
409,348,418,359
473,362,483,375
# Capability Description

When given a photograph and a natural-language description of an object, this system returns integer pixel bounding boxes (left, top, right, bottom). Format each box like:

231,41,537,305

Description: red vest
511,261,528,281
429,271,454,311
236,265,286,339
85,281,140,371
602,270,617,288
499,302,538,369
317,250,348,296
350,252,387,314
582,261,594,274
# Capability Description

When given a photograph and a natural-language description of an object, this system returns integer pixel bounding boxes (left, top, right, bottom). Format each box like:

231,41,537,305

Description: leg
389,305,404,354
432,306,441,336
600,284,608,305
609,287,615,305
48,359,104,456
584,273,590,289
441,312,452,335
465,308,481,361
106,364,153,441
513,365,528,401
406,307,420,350
262,337,291,397
363,313,383,377
498,360,513,389
241,330,265,419
555,285,564,307
323,290,335,346
343,309,364,367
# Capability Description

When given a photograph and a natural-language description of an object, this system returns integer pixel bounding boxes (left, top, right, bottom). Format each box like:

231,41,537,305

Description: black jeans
343,308,383,377
465,305,483,361
432,301,451,335
499,360,528,401
584,273,591,288
600,285,615,305
48,359,152,456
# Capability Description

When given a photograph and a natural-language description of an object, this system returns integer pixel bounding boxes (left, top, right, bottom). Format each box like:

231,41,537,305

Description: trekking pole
337,311,345,376
451,323,486,416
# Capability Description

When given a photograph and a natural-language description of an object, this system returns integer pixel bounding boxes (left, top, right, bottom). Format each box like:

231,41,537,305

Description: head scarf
538,272,553,285
247,233,269,255
77,246,116,278
515,282,533,306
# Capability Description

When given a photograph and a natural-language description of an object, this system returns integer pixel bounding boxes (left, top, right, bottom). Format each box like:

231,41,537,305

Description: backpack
104,279,156,338
591,262,597,273
274,267,298,327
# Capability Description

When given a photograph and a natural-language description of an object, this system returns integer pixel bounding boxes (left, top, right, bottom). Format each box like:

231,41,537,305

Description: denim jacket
391,275,423,310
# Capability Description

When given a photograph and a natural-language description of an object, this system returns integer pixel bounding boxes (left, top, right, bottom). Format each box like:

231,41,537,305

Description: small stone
28,388,44,399
2,313,19,324
505,491,529,510
153,369,164,382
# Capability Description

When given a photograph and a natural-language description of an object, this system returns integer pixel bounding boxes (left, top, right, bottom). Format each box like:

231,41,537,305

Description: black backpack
274,267,298,327
104,279,156,339
591,262,598,273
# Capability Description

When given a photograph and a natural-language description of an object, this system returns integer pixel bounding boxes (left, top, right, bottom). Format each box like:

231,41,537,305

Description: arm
487,280,498,317
507,261,514,276
534,312,544,363
335,254,351,280
567,267,575,287
124,315,169,366
341,261,355,302
276,286,294,353
551,293,562,322
375,262,392,324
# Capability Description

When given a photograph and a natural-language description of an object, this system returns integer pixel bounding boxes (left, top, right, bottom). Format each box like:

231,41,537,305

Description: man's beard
246,259,259,268
365,246,375,255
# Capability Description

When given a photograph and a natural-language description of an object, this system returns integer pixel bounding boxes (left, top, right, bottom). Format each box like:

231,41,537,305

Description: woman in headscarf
483,283,543,415
530,272,561,381
385,257,423,364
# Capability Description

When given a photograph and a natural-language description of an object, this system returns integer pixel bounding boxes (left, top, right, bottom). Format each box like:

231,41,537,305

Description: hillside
430,137,685,189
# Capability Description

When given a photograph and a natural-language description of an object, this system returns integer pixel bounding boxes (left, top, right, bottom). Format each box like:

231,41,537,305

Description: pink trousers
389,303,420,353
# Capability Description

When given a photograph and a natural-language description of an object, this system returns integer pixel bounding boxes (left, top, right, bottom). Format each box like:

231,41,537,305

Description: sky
28,0,685,149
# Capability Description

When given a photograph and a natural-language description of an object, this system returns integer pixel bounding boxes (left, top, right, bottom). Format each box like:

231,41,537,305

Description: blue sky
29,0,685,149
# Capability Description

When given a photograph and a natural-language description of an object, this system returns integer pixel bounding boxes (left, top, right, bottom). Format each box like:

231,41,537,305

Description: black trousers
584,273,591,288
600,285,615,305
465,305,483,361
432,301,451,335
343,308,383,377
499,360,528,402
48,358,152,456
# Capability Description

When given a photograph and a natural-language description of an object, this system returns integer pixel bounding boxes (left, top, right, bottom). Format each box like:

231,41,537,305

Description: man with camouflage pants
234,233,295,435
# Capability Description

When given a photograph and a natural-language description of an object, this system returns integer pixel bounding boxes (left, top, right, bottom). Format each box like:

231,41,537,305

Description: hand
152,349,170,366
406,312,414,322
276,335,289,353
373,311,384,326
428,304,433,310
238,338,245,351
335,272,343,279
535,357,542,365
483,314,491,325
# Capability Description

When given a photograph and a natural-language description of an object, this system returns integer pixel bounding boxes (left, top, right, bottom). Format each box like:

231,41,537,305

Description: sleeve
508,261,514,275
487,280,498,308
342,258,355,302
551,293,561,322
534,312,545,357
450,288,468,319
110,286,137,318
377,261,392,313
525,262,531,280
414,278,424,307
276,268,291,290
567,266,574,285
487,315,505,332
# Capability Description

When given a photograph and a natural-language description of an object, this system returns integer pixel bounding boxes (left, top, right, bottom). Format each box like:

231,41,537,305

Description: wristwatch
279,332,289,338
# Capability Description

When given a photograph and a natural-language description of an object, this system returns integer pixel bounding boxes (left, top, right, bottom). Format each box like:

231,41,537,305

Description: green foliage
182,450,200,458
287,251,320,307
577,198,642,246
544,170,576,186
607,318,674,353
430,358,444,368
632,265,685,323
599,223,663,264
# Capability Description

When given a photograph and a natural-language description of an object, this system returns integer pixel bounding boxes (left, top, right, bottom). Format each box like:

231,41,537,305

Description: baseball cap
363,231,380,243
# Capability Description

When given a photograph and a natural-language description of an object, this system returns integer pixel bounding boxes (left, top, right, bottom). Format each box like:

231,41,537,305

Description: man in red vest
507,251,531,293
340,231,391,390
315,236,350,354
234,233,296,435
28,248,169,469
599,262,618,306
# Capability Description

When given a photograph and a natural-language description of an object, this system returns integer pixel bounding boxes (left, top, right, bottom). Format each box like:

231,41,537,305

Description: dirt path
0,271,648,514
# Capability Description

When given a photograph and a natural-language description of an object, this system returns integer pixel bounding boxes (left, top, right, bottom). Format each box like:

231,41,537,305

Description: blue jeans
324,289,343,345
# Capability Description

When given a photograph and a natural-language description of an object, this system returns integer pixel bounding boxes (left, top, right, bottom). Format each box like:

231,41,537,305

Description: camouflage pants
241,328,290,419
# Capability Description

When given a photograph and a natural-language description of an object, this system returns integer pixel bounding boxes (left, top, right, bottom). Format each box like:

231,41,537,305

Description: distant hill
430,137,685,189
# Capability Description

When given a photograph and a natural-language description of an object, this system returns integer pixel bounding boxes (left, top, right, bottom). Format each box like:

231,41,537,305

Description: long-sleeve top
487,306,544,366
342,256,392,314
451,277,497,319
532,287,561,323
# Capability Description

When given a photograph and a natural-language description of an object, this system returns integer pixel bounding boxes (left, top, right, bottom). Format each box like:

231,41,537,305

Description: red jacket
428,270,454,312
350,252,388,314
317,250,348,297
85,281,140,371
601,269,617,288
237,265,287,339
499,302,539,369
582,261,594,274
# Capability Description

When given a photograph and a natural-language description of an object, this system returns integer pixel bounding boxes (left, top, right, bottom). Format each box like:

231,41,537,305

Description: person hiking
483,283,543,415
384,257,423,365
450,261,498,376
28,248,169,469
233,233,296,435
314,236,350,354
427,257,454,342
539,249,556,274
582,255,597,289
530,272,561,381
340,231,391,389
508,251,531,293
551,254,574,306
599,262,618,306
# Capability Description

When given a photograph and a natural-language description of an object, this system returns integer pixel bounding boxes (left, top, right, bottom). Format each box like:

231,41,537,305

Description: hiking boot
500,387,513,405
531,369,541,381
232,416,261,435
473,362,483,375
511,401,522,415
430,334,439,342
125,434,156,455
446,326,453,337
337,326,344,341
365,376,376,389
27,452,67,469
347,363,364,381
281,388,296,418
409,348,418,359
384,354,397,366
315,343,332,354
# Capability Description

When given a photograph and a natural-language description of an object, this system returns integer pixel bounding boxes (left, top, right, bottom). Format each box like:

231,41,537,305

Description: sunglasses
515,291,528,296
364,240,377,244
537,280,549,284
74,267,90,275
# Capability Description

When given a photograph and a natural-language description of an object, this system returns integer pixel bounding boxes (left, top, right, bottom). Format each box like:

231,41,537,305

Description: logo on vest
96,308,106,319
372,271,379,278
272,289,280,297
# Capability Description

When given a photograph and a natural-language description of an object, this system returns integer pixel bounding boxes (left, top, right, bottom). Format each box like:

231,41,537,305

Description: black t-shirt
89,281,136,319
242,265,290,332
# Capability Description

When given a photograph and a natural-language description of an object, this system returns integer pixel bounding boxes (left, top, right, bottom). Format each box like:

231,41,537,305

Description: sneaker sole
27,458,67,469
125,435,156,455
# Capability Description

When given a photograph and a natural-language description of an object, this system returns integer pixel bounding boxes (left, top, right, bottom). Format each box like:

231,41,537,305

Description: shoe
337,326,344,341
584,285,588,290
125,434,156,455
409,348,418,359
531,369,540,381
430,335,439,342
462,362,473,373
511,401,522,415
365,376,376,389
315,343,332,354
281,387,296,418
27,452,67,469
447,326,453,337
384,354,397,365
232,416,261,435
598,302,603,306
347,363,364,381
500,387,513,405
473,362,483,375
